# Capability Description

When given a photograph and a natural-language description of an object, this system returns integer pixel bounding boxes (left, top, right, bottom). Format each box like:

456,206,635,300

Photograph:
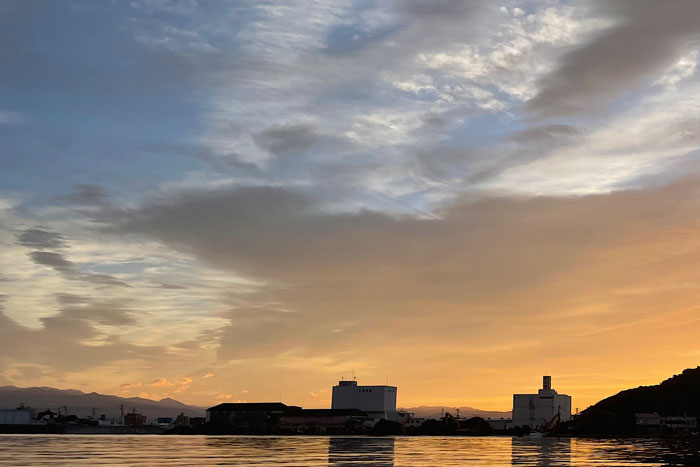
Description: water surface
0,435,698,466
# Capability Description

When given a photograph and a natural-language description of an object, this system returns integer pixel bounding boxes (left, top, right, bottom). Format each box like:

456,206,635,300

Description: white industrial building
512,376,571,429
331,380,399,421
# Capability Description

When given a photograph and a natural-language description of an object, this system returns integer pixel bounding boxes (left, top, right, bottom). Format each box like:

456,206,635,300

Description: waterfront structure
331,379,399,421
189,416,206,426
206,402,300,432
485,418,512,431
278,409,367,433
0,408,32,425
512,376,571,429
156,417,173,428
636,412,697,434
124,412,147,427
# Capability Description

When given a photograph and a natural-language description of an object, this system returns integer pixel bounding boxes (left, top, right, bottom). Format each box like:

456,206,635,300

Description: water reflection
0,435,698,466
511,437,571,466
328,437,395,466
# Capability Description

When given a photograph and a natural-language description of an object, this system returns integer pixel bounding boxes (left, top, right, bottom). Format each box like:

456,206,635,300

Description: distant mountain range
577,366,700,434
0,386,205,421
0,386,513,422
400,406,511,420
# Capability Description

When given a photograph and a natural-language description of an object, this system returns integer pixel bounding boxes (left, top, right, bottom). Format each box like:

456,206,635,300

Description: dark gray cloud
30,251,73,272
153,282,187,290
144,143,262,175
18,229,129,289
253,123,318,155
60,184,108,206
397,0,478,20
55,293,89,305
51,294,135,327
80,273,131,288
16,227,67,249
510,124,579,143
106,186,312,263
527,0,700,117
17,227,129,287
28,251,129,287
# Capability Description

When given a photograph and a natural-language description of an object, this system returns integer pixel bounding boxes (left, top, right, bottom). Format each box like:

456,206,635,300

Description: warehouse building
206,402,300,432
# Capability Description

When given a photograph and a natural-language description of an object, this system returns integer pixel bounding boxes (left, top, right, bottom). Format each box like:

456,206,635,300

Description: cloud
120,382,142,389
50,293,136,327
0,301,164,372
29,251,74,272
149,377,173,388
0,110,24,125
28,250,129,287
253,123,318,155
510,124,579,143
527,0,700,117
101,177,700,378
60,184,108,206
16,228,129,288
153,282,187,290
145,376,193,395
216,307,303,360
16,227,67,249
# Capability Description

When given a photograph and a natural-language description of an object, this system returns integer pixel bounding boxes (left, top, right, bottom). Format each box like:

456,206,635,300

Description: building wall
124,413,147,427
331,381,397,413
485,419,512,431
512,391,571,429
207,410,272,431
0,409,31,425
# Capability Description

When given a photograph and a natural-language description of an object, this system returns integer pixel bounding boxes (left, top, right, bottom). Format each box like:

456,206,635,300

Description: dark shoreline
1,425,698,441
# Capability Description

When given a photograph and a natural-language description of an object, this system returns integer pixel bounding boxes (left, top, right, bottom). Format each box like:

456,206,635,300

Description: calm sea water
0,435,698,466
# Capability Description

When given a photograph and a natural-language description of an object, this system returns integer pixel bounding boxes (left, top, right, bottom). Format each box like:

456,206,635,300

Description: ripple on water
0,435,698,466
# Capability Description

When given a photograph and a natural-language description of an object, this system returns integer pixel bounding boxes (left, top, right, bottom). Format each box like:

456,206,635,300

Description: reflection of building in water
511,437,571,466
328,437,395,467
512,376,571,429
331,380,399,421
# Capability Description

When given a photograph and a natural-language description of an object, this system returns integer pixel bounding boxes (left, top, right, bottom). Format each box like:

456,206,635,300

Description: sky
2,0,700,412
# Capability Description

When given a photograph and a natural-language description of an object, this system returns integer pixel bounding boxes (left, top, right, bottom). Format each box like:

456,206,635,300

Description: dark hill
577,366,700,434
